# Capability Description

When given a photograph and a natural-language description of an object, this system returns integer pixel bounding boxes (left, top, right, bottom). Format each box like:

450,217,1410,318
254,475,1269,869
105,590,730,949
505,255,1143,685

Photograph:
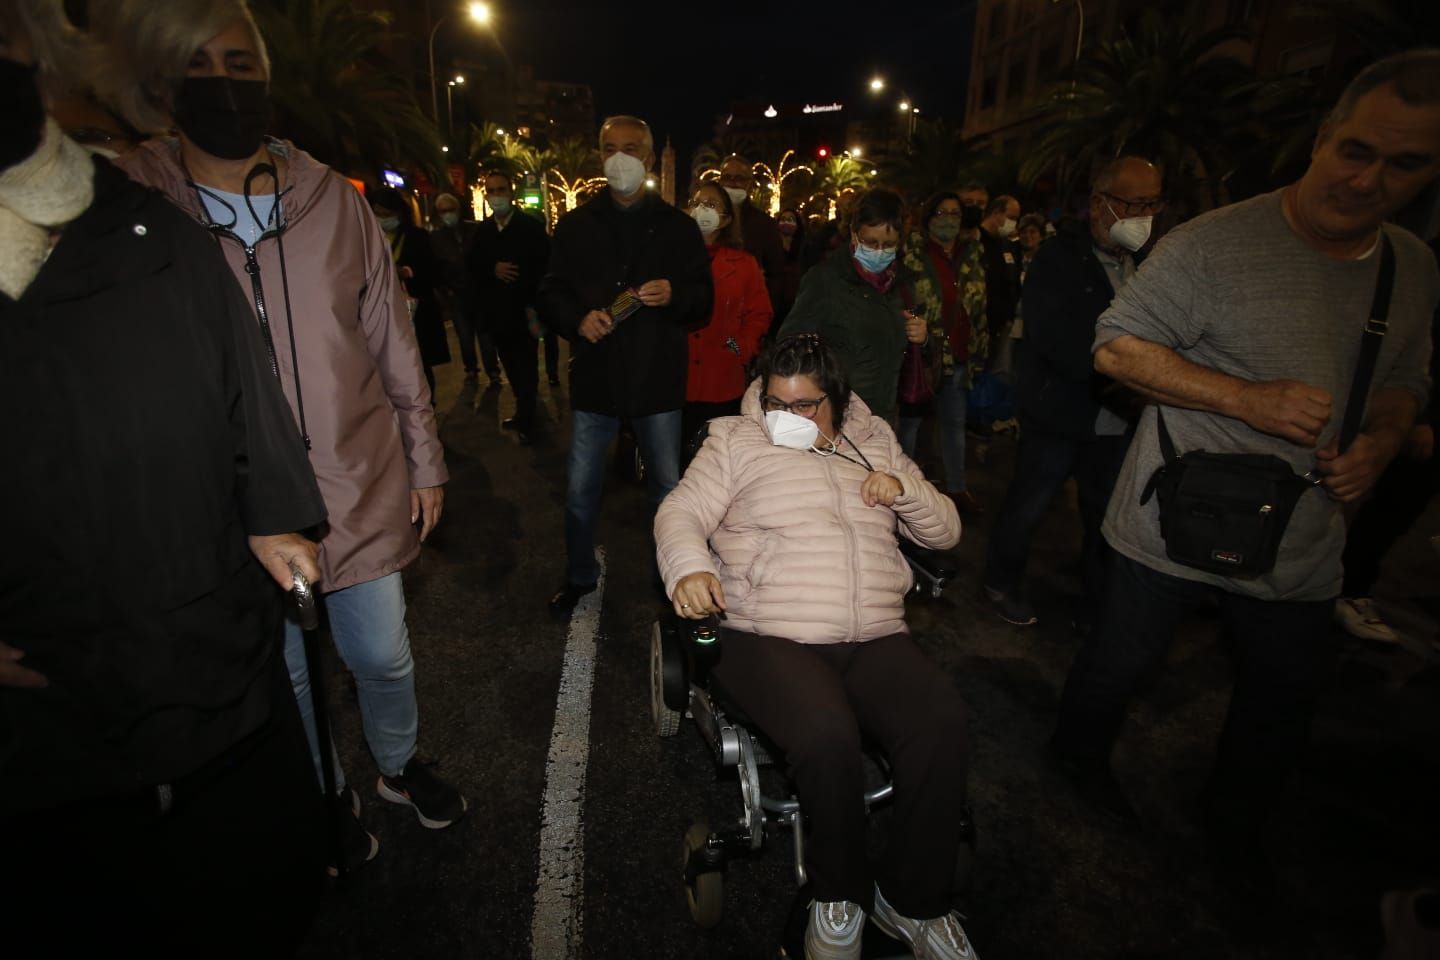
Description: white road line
530,551,606,960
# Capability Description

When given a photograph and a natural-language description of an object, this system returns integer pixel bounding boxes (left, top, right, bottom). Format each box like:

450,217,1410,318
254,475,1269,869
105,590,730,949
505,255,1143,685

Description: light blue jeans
283,571,418,791
897,372,969,494
565,409,681,586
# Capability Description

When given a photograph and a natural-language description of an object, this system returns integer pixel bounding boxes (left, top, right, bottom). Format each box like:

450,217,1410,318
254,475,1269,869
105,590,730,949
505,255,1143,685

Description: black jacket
1015,220,1122,439
390,223,450,366
539,191,713,416
737,201,784,313
0,161,325,813
979,231,1019,339
468,209,550,337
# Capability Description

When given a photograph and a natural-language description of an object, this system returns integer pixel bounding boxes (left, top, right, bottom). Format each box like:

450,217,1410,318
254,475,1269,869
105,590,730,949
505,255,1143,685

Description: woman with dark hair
898,190,990,515
682,180,772,451
656,335,976,960
370,186,451,400
775,206,806,324
778,188,926,424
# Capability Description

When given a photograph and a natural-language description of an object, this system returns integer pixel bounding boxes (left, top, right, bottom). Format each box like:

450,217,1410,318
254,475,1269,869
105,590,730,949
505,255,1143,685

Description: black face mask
174,76,272,161
960,203,984,230
1,58,46,169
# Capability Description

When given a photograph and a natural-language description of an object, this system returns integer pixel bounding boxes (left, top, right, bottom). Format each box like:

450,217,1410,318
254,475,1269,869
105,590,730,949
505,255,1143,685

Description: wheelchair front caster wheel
650,622,681,737
683,822,723,928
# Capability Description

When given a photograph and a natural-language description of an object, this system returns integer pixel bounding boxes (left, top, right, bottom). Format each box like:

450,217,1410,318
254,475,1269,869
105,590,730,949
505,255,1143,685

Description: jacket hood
739,378,879,446
119,136,335,229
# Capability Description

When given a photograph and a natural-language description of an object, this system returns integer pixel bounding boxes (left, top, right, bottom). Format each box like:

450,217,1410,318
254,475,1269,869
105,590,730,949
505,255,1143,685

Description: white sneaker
804,900,864,960
1335,597,1400,643
871,884,978,959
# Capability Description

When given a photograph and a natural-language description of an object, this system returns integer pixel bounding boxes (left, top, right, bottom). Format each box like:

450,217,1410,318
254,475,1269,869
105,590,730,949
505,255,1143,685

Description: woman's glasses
761,394,827,417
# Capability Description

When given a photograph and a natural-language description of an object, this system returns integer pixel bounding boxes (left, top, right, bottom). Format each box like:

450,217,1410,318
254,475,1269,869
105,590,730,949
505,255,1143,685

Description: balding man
538,115,714,616
983,157,1162,630
718,154,785,311
1053,50,1439,907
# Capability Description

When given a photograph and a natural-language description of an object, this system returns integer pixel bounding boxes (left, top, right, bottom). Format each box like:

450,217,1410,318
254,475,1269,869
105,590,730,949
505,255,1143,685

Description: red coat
687,246,773,403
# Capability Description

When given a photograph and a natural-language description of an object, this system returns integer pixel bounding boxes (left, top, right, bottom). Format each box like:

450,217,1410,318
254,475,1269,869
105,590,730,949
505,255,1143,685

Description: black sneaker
983,585,1038,626
377,759,468,829
327,787,379,877
548,581,597,618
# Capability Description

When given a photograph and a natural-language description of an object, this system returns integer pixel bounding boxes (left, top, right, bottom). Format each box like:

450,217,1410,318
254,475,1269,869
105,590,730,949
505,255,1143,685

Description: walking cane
292,567,345,879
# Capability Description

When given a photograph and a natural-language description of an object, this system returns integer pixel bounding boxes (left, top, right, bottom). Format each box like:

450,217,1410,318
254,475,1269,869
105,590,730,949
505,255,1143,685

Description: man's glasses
762,394,827,417
1100,192,1165,217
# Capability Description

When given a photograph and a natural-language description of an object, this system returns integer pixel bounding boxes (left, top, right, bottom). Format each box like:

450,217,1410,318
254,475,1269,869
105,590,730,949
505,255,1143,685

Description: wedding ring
682,603,690,608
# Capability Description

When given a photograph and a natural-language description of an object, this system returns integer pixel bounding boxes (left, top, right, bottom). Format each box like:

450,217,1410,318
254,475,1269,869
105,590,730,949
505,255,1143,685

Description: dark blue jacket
1015,220,1124,439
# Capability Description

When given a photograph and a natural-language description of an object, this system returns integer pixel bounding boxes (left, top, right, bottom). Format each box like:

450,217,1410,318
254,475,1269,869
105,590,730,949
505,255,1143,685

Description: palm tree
543,137,604,220
1017,8,1258,213
250,0,443,183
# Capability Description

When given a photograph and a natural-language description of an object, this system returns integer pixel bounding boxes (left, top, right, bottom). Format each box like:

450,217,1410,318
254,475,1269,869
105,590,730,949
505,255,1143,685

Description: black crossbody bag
1139,234,1396,578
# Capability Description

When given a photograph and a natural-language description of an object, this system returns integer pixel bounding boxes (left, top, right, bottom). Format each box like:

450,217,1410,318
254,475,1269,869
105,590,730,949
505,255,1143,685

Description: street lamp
428,2,492,123
850,146,862,158
764,104,778,119
869,76,885,92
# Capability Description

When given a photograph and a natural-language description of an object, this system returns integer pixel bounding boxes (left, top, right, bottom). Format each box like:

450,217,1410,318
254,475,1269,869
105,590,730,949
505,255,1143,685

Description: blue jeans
565,409,681,586
1055,551,1335,833
283,571,418,789
897,371,968,494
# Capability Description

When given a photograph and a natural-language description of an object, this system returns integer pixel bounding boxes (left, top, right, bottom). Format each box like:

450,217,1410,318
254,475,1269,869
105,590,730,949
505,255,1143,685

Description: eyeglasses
1100,192,1165,217
690,197,724,211
761,393,827,417
855,238,899,252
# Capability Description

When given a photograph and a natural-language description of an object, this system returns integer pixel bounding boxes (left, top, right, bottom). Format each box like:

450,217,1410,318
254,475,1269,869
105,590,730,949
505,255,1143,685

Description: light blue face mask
853,244,896,273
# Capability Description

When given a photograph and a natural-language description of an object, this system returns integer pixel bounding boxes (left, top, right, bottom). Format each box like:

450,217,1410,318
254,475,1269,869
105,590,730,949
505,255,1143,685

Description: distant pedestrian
718,153,785,309
897,190,988,515
371,186,451,401
682,180,772,452
982,157,1161,631
780,187,923,424
538,114,713,617
428,191,489,385
775,206,806,324
468,171,551,444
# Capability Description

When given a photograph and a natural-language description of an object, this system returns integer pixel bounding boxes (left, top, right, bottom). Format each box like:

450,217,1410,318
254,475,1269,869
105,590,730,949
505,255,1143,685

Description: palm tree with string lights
542,136,607,225
751,149,813,217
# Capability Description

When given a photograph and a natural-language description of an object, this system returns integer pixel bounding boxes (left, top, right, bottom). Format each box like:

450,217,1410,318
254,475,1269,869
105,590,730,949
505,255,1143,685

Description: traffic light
817,146,829,159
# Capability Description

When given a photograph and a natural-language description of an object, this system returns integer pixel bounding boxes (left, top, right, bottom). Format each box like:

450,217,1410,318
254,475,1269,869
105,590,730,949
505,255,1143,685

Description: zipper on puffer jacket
822,458,863,640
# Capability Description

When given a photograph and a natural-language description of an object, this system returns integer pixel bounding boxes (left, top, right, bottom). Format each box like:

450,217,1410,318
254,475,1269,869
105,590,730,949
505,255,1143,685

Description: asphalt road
296,339,1440,960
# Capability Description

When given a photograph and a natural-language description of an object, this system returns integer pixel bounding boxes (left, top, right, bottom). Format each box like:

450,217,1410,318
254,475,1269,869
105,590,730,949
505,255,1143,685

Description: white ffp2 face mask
691,206,721,234
765,410,820,450
1104,201,1153,252
724,186,748,208
1000,217,1017,237
604,152,647,196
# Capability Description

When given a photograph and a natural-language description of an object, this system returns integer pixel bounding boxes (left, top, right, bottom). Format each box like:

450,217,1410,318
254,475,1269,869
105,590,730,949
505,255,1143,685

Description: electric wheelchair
648,545,975,941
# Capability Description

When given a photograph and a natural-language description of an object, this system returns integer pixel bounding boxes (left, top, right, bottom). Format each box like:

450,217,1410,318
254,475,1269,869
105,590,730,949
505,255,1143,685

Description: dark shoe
549,581,598,617
1048,745,1140,830
501,417,520,432
983,585,1038,626
948,490,984,516
327,787,379,877
517,430,534,447
377,759,468,829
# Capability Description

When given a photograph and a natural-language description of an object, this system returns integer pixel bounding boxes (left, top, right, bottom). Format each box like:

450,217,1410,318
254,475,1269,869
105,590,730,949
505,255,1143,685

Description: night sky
432,0,978,168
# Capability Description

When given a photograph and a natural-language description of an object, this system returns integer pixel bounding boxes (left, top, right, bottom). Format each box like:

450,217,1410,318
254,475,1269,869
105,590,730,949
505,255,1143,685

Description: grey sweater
1095,190,1436,601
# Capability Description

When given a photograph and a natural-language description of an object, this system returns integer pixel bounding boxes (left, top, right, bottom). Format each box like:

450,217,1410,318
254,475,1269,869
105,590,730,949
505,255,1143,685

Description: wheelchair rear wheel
650,622,681,737
683,822,723,928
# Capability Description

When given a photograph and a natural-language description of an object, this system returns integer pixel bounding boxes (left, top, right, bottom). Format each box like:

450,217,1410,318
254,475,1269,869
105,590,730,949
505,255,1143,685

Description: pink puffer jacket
655,381,961,644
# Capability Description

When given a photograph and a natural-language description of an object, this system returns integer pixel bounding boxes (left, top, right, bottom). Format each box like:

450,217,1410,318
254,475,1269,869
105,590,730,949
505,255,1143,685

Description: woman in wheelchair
655,335,976,960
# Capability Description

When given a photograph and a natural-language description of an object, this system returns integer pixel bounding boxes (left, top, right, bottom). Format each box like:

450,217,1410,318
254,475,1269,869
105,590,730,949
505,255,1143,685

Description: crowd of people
2,0,1439,956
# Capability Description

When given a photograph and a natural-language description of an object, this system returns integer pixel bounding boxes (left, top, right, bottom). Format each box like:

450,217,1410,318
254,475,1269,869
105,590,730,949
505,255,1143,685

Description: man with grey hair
1051,49,1440,907
539,115,713,616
